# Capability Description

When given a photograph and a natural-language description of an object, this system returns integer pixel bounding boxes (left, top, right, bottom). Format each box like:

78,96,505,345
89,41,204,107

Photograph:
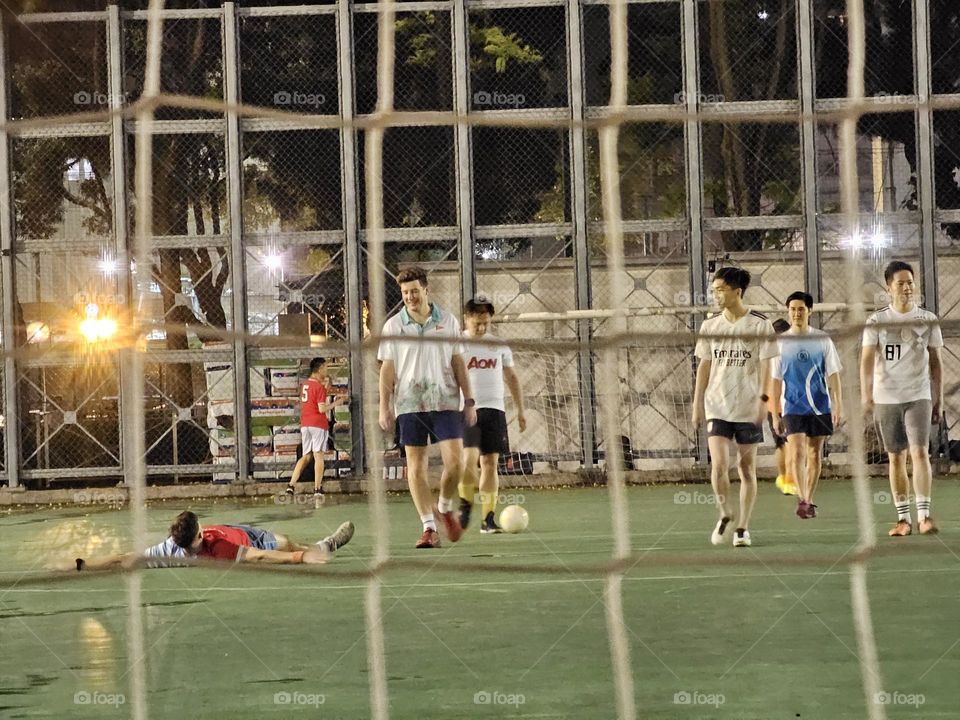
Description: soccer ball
499,504,529,534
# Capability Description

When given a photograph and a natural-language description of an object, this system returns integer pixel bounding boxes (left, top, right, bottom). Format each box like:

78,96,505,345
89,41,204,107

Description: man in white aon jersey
456,295,527,534
861,260,944,537
692,267,778,548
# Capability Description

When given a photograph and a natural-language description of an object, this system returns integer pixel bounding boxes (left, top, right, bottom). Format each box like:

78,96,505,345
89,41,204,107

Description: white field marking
2,565,958,594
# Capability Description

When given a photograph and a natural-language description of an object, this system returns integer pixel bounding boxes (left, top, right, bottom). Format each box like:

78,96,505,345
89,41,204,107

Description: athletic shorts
707,418,763,445
398,410,464,447
301,426,329,454
875,400,932,454
783,413,834,437
228,525,278,551
767,413,786,449
464,408,510,455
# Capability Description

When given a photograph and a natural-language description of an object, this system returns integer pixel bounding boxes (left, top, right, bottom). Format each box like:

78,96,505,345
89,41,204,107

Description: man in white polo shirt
861,260,944,537
378,266,478,549
692,267,778,548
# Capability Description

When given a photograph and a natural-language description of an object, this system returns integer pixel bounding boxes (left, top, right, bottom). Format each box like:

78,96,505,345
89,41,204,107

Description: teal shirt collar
400,303,442,326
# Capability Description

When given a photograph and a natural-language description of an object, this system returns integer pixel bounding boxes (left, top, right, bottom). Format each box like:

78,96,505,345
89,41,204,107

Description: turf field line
4,564,955,595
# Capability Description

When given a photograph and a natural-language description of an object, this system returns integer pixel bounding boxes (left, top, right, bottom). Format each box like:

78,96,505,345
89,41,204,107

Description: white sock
894,501,911,522
437,495,454,513
915,495,931,522
421,514,437,532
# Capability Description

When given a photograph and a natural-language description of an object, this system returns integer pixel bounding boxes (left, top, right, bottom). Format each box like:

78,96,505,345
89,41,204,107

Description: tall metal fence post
914,0,938,315
797,0,822,301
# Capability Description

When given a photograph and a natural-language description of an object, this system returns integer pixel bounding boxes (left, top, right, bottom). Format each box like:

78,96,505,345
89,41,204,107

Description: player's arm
769,377,784,434
827,372,843,426
929,346,943,422
691,359,711,428
378,359,396,431
757,357,772,425
239,546,328,565
503,366,526,432
68,552,135,572
860,344,876,413
451,353,477,426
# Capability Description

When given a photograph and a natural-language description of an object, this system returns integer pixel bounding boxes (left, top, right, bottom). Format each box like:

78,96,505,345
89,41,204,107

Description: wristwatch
464,398,476,408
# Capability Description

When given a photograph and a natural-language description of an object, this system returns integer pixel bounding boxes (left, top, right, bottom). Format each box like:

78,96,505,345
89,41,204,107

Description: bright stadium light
79,303,117,343
98,256,118,274
264,252,283,271
26,321,50,344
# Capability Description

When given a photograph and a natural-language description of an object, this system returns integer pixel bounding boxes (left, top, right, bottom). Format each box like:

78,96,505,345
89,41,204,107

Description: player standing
861,261,943,536
770,292,842,519
285,358,347,498
378,267,478,548
692,267,777,547
456,295,527,533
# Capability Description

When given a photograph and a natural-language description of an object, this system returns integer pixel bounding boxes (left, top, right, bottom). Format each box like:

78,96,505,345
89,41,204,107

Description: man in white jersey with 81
692,267,778,547
861,260,944,536
456,295,527,533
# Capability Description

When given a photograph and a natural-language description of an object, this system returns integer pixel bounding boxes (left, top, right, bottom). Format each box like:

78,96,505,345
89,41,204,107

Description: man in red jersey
286,357,348,497
70,511,355,570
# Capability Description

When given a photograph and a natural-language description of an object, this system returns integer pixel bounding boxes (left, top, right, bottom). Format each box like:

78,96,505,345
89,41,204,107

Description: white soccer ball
499,504,529,533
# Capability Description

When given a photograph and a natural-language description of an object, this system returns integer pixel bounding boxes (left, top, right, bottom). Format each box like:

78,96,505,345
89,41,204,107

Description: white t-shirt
863,305,943,404
695,310,778,423
377,303,464,415
461,332,514,412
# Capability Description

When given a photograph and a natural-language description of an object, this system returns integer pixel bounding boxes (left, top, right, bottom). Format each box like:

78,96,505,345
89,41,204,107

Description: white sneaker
732,528,751,547
710,517,732,545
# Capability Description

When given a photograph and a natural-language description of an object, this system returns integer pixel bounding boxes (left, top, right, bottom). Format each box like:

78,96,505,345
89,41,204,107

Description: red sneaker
415,528,441,548
435,505,464,542
796,500,809,519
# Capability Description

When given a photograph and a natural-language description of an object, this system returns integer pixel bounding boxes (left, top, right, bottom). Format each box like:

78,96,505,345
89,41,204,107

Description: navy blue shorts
707,418,764,445
398,411,464,447
229,525,278,550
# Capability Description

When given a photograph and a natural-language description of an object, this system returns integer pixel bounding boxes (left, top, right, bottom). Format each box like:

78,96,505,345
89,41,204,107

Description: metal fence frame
0,0,952,486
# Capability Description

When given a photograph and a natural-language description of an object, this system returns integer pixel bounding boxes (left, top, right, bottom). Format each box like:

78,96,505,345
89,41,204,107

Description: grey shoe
317,521,355,554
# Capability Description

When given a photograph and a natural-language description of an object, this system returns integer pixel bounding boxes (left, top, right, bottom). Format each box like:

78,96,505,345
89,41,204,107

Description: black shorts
463,408,510,455
707,418,763,445
767,413,787,449
397,411,464,447
782,413,834,437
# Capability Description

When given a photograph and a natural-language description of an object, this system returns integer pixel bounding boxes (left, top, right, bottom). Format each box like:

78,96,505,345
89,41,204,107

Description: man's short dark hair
884,260,914,285
773,318,790,334
464,294,495,316
309,357,326,375
785,291,813,309
170,511,200,550
396,266,428,287
713,266,751,295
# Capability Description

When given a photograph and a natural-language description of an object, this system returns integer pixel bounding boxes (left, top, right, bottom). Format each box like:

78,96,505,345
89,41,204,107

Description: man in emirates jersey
286,357,348,498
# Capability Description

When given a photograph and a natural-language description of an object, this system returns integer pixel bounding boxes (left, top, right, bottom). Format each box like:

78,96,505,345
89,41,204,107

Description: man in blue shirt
770,291,843,519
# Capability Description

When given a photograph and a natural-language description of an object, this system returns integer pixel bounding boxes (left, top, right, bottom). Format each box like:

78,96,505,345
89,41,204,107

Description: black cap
464,294,495,315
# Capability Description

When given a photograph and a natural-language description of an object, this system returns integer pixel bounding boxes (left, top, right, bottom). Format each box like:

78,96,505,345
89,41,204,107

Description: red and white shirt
299,378,329,429
461,332,514,412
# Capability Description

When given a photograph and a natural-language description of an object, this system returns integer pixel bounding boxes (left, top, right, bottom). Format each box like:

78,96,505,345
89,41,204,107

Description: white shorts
301,427,329,454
